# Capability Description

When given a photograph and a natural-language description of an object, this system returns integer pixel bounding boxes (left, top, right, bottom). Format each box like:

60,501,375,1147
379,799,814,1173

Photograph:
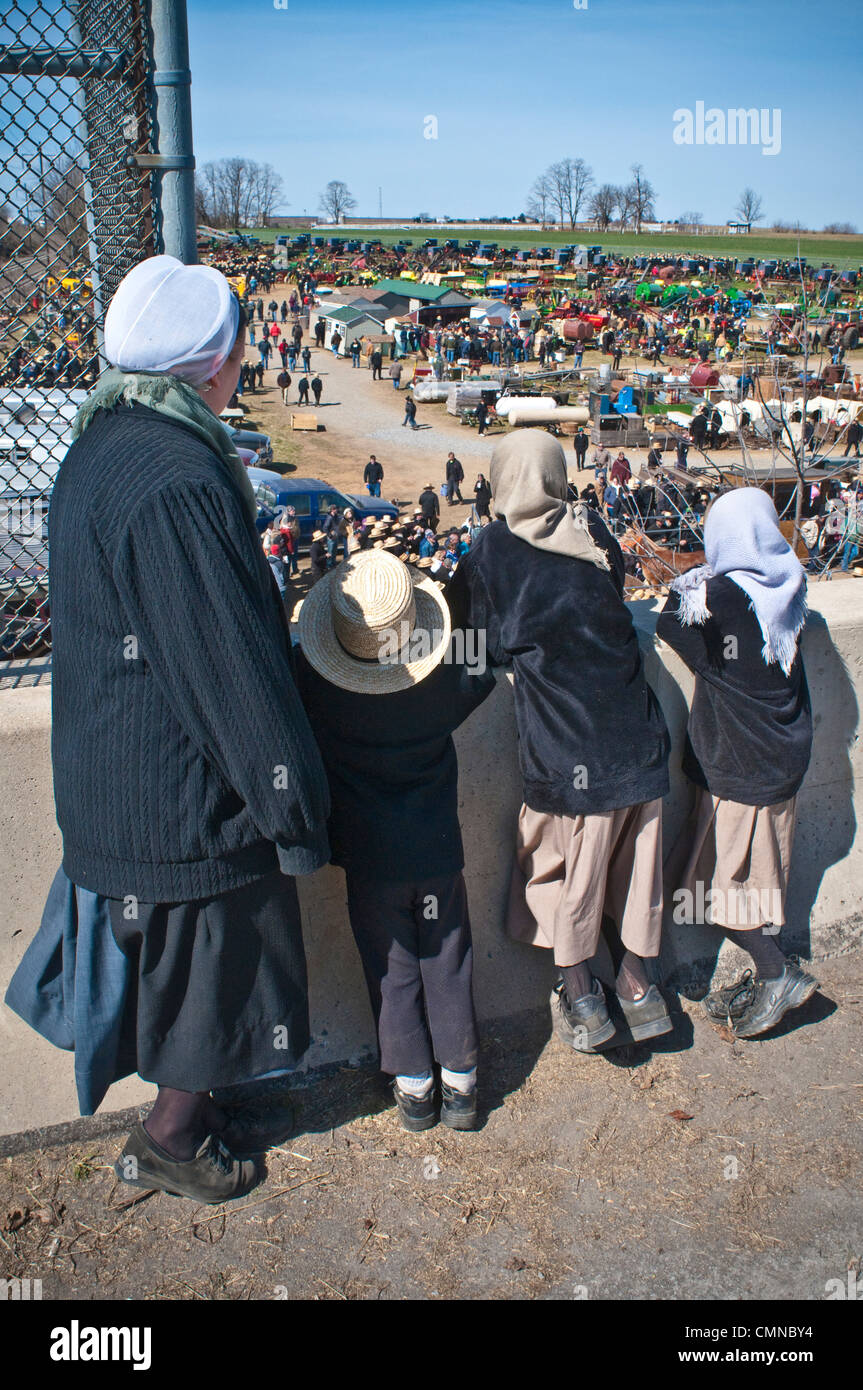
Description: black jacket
419,487,440,522
363,460,384,484
452,516,670,816
656,579,812,805
49,403,330,902
446,457,464,483
295,644,495,881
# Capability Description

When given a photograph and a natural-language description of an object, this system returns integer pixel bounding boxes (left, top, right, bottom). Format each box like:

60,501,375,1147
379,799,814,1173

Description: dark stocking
561,962,593,1003
723,926,786,980
144,1088,227,1161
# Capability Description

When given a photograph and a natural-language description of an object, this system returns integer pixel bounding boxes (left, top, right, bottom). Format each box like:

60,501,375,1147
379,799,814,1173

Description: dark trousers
446,480,463,504
345,871,478,1077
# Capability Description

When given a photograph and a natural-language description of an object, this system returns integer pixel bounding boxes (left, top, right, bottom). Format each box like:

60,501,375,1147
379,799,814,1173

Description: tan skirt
506,799,664,966
667,788,797,929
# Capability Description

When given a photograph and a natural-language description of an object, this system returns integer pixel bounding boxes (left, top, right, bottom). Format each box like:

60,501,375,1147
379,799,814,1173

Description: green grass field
245,224,863,271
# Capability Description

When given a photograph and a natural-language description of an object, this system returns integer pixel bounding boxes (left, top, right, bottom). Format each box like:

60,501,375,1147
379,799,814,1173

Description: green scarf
72,369,258,525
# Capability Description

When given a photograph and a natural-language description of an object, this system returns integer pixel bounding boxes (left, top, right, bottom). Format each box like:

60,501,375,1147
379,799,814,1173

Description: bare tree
526,173,555,228
546,158,594,229
252,164,285,226
735,187,764,225
823,220,857,234
679,209,704,229
588,183,619,231
196,159,286,228
624,164,656,234
319,180,358,224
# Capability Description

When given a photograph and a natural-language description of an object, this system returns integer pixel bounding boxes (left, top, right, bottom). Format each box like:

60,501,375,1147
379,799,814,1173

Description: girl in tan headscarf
454,431,673,1052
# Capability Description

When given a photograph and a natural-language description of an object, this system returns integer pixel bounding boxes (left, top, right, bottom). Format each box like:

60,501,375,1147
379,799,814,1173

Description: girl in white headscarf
657,488,818,1039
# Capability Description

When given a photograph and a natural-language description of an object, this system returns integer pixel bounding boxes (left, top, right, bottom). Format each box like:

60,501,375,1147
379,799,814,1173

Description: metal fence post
149,0,197,265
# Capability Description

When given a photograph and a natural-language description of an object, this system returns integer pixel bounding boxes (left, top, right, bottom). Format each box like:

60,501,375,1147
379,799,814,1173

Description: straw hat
414,556,434,569
298,549,451,694
312,529,325,541
363,516,377,524
382,536,401,551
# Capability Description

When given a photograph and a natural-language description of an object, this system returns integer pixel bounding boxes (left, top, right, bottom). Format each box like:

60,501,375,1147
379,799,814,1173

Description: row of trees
526,159,657,232
195,159,285,228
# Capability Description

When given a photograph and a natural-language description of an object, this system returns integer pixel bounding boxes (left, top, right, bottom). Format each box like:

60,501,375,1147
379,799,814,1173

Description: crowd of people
260,490,487,598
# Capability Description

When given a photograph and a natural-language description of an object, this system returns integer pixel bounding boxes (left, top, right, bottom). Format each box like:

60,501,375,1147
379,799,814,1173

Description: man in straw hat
295,550,495,1131
451,430,673,1054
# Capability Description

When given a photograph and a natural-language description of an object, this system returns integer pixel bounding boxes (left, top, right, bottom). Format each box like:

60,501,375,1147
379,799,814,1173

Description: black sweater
49,402,331,902
295,646,495,881
451,516,670,816
656,578,812,805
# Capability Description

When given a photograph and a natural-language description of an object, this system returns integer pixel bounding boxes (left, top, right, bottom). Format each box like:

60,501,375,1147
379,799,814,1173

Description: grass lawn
244,225,863,271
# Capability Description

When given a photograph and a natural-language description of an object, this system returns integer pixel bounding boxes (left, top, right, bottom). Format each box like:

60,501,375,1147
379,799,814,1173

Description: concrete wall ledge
1,581,861,1136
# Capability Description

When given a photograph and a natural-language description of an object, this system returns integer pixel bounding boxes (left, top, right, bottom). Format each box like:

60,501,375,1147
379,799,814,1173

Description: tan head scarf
489,429,609,571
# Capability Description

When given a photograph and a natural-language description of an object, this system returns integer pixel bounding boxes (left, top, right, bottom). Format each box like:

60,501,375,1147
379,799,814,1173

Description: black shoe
550,977,617,1052
217,1100,296,1158
393,1082,437,1132
440,1082,477,1131
732,961,820,1038
703,969,755,1023
114,1123,259,1203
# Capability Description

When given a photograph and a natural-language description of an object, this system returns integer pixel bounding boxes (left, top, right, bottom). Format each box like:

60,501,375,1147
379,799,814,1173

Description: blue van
253,476,399,548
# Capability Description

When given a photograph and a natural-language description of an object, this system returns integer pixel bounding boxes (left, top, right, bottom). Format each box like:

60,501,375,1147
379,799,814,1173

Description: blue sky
188,0,862,227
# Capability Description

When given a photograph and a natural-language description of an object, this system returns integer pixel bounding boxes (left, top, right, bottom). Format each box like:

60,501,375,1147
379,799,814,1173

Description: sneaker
616,983,674,1042
217,1100,296,1159
392,1082,437,1132
703,969,755,1024
550,977,617,1052
732,961,820,1039
440,1082,477,1131
114,1123,259,1203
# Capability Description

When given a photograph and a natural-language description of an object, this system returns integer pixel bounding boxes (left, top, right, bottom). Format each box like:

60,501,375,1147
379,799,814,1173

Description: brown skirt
506,799,664,966
667,788,797,929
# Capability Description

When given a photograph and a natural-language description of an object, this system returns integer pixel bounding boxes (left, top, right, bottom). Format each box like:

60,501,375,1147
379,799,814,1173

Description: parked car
223,423,273,465
0,474,50,656
253,476,398,548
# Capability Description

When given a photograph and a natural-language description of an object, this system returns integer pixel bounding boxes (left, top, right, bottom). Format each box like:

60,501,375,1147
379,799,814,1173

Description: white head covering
104,255,240,386
670,488,807,675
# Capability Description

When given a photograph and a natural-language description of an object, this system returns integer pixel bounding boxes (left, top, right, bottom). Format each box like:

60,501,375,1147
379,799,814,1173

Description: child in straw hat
295,550,495,1131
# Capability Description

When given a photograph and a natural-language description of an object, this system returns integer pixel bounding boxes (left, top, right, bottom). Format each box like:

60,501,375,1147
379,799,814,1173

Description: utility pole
149,0,197,264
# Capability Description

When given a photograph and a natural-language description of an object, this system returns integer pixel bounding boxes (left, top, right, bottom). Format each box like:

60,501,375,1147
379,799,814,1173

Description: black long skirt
107,869,309,1093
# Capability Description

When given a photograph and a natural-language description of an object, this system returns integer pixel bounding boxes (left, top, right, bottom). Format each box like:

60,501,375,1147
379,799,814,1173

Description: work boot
550,977,616,1052
731,961,820,1039
114,1123,259,1203
440,1082,478,1131
616,983,674,1042
392,1082,437,1133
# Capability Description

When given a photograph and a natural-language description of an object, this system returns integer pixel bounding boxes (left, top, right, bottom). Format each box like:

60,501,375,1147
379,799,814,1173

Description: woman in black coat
7,257,331,1205
474,473,492,519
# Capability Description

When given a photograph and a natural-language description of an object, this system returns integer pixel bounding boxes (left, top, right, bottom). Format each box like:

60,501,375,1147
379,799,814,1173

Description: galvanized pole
149,0,197,264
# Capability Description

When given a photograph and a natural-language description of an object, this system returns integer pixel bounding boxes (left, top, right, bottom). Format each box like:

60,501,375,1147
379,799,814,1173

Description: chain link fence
0,0,161,657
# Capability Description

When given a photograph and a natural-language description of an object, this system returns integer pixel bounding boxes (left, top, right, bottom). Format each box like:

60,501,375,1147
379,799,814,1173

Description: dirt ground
1,950,861,1302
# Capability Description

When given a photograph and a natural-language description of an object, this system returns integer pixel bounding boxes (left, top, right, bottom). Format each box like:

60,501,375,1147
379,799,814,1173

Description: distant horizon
187,0,862,231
